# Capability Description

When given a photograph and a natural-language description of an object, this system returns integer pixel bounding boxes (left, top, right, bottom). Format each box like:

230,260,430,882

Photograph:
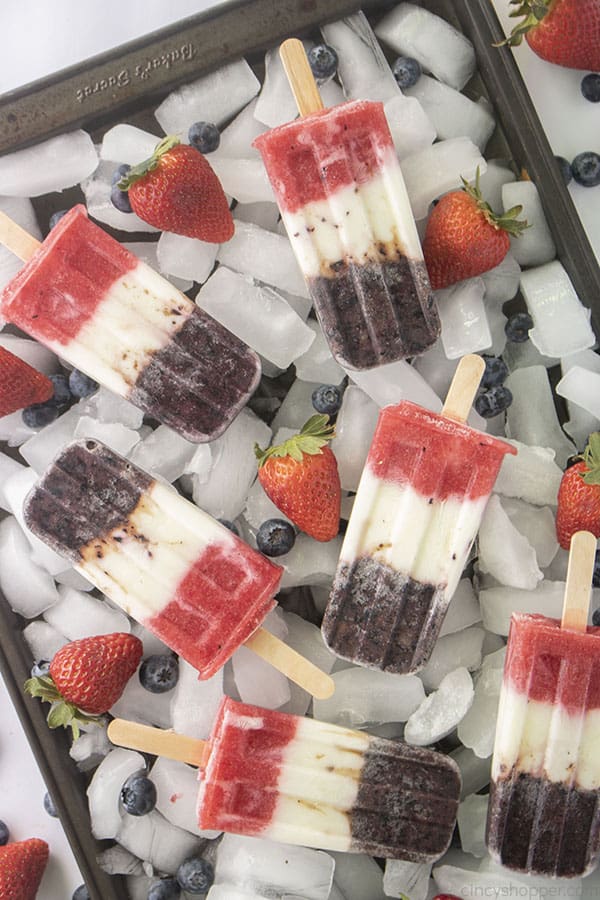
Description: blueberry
307,44,338,81
22,403,61,429
218,518,240,536
504,312,534,343
72,886,91,900
48,373,72,408
593,608,600,626
110,184,133,213
68,369,99,399
581,73,600,103
44,791,58,817
481,355,508,389
188,121,220,154
176,857,214,894
0,821,9,846
593,550,600,589
571,151,600,187
148,879,180,900
120,773,157,816
554,155,573,186
139,654,179,693
392,56,422,89
312,384,342,416
475,385,513,418
256,518,296,557
111,163,131,185
31,659,51,678
49,209,69,230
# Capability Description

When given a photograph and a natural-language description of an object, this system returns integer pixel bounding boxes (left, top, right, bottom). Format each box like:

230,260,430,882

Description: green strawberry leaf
24,675,104,741
255,415,336,466
117,135,180,191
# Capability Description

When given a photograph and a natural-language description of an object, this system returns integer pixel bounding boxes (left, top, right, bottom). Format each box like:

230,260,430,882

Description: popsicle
486,530,600,878
322,355,516,674
0,205,260,442
23,439,334,697
253,39,439,371
108,695,461,859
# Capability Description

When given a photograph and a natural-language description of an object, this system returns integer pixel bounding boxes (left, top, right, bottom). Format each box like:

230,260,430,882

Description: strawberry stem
117,135,180,191
254,414,335,467
494,0,552,47
24,675,104,741
461,169,529,238
580,432,600,486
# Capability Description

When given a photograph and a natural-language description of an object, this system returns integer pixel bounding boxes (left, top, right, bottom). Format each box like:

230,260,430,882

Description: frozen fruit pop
0,205,260,442
322,355,516,674
487,531,600,878
253,39,439,371
108,696,461,859
23,439,334,697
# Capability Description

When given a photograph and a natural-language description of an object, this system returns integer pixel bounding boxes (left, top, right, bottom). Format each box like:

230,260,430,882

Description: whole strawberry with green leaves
255,414,341,542
423,171,528,290
556,433,600,550
0,838,49,900
25,632,142,739
501,0,600,71
118,135,234,242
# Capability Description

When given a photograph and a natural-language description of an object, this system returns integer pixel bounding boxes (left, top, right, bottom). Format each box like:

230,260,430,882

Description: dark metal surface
0,1,599,898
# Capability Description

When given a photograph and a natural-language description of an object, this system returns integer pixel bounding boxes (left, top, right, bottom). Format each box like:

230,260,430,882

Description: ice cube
243,478,292,529
232,608,291,709
81,387,144,429
402,138,486,221
500,497,558,568
436,277,491,359
54,568,94,592
254,45,309,127
478,494,543,590
493,439,562,506
197,267,314,368
215,98,266,158
44,585,130,640
209,156,275,204
110,668,173,730
457,657,504,759
207,888,265,899
404,667,474,745
18,404,82,473
191,407,271,520
22,619,68,662
313,667,425,727
321,14,400,103
383,95,436,161
502,181,556,267
122,241,192,294
0,198,43,291
0,516,59,616
480,255,521,310
278,612,337,716
217,219,308,298
0,130,98,196
433,863,580,900
73,416,140,457
81,159,158,232
213,834,334,900
350,359,442,410
440,579,481,636
411,340,458,402
117,809,203,875
383,859,431,900
478,162,517,215
97,845,144,876
155,59,260,132
330,385,379,492
0,451,27,512
450,746,492,799
152,756,219,838
294,321,345,385
100,124,161,164
479,580,566,635
130,425,196,483
521,261,595,358
271,378,320,432
70,721,112,772
234,201,280,232
375,3,476,90
484,305,508,358
505,366,575,467
87,747,145,840
156,231,218,284
331,851,387,900
419,626,485,692
557,365,600,422
171,660,224,740
457,794,489,857
279,533,343,589
405,75,495,150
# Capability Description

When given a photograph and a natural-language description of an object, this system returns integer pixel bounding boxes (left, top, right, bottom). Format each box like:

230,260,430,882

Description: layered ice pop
487,532,600,877
0,205,260,442
23,439,281,680
253,40,439,371
109,696,461,859
322,357,516,673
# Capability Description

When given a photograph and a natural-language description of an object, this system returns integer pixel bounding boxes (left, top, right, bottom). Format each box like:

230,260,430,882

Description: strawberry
556,433,600,550
0,347,54,418
0,838,49,900
501,0,600,71
255,414,341,542
118,135,234,242
25,633,143,739
422,171,528,290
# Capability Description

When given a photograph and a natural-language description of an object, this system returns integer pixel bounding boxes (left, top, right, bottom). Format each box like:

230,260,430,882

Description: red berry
0,346,54,418
0,838,49,900
504,0,600,71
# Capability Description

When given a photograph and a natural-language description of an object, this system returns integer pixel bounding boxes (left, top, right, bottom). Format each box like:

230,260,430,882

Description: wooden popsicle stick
244,627,334,699
107,718,209,767
441,354,486,424
279,38,324,117
561,530,597,632
0,209,41,261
